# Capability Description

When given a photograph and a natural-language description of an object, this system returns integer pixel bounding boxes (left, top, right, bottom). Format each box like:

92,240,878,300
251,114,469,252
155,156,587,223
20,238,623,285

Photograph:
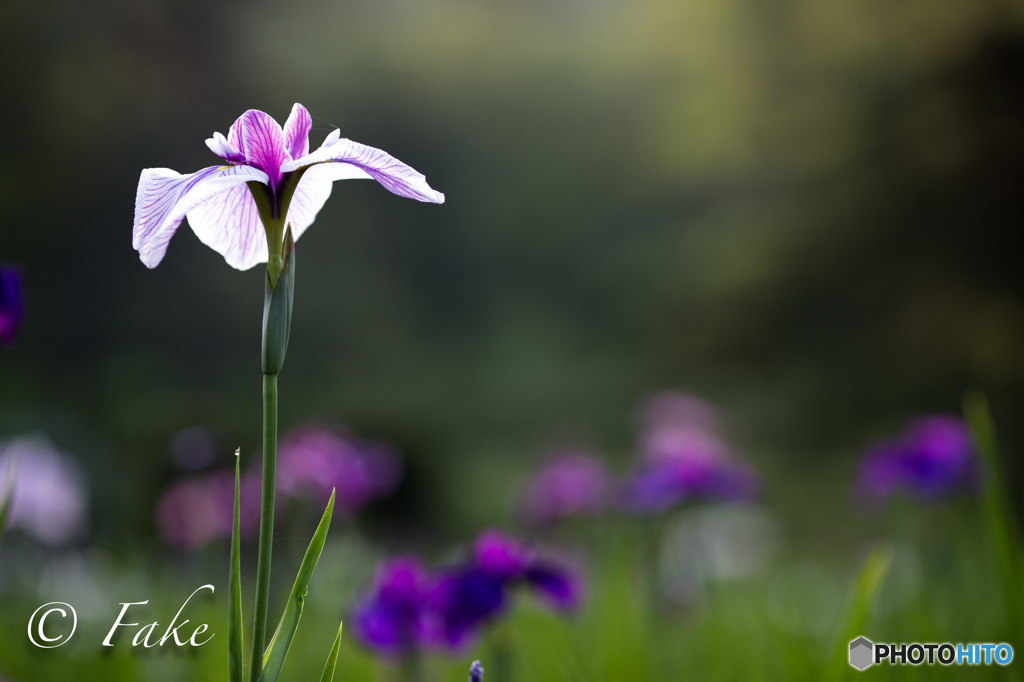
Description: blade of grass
827,544,893,682
229,449,244,682
319,622,344,682
258,489,335,682
0,458,16,550
964,391,1024,644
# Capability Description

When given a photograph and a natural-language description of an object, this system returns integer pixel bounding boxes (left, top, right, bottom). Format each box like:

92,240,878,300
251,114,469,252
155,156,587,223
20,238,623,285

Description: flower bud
262,227,295,374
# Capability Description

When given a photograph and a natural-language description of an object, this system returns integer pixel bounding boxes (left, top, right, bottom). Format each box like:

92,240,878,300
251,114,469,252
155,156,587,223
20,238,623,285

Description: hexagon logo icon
849,636,874,670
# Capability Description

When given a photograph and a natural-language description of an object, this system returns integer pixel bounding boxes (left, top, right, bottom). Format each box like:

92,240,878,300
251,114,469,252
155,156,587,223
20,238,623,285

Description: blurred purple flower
619,454,758,514
156,469,261,550
519,448,610,524
855,415,977,503
469,660,484,682
0,264,24,347
351,557,441,658
620,391,758,513
0,435,88,545
133,104,444,270
278,425,401,515
432,531,583,648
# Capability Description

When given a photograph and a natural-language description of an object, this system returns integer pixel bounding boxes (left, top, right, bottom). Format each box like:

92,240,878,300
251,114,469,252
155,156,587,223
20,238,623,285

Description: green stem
250,371,278,682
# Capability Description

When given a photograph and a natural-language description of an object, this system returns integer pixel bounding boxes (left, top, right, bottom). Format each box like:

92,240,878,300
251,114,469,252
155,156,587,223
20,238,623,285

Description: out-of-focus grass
0,500,1013,682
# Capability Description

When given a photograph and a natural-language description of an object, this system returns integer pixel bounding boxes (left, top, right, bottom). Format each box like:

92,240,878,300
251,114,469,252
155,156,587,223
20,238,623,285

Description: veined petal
227,116,245,152
205,132,245,164
285,166,334,241
133,165,269,269
237,109,288,188
282,137,445,203
282,103,312,161
186,184,268,271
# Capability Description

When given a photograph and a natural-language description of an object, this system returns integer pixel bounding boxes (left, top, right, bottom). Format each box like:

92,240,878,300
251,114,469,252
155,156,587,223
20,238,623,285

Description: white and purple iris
133,104,444,271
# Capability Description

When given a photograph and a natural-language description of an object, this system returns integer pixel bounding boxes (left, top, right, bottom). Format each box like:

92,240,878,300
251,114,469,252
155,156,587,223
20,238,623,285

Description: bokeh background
2,0,1024,680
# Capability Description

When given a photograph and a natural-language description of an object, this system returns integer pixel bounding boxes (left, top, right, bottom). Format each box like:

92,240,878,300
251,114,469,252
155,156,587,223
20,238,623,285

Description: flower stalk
251,226,295,681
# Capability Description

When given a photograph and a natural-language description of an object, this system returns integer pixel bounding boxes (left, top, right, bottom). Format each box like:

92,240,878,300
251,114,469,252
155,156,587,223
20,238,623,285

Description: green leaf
319,622,344,682
0,458,16,550
258,489,335,682
229,449,244,682
827,544,893,681
964,391,1024,643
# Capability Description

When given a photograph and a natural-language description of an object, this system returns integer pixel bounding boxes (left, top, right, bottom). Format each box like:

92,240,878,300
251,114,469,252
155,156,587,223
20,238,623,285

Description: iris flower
854,415,977,504
431,531,583,648
278,424,401,514
133,103,444,271
351,557,440,658
518,448,611,524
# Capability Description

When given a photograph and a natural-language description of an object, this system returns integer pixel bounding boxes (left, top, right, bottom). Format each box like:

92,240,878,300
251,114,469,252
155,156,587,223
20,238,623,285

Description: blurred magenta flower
133,103,444,270
0,435,88,545
518,447,610,524
620,391,758,513
278,424,401,515
156,469,262,549
431,530,583,648
0,264,24,347
351,557,441,658
855,415,977,503
637,390,731,467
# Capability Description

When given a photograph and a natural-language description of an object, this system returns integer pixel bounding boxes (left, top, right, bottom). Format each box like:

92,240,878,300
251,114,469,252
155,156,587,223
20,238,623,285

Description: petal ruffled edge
132,164,268,268
205,132,246,164
282,135,445,204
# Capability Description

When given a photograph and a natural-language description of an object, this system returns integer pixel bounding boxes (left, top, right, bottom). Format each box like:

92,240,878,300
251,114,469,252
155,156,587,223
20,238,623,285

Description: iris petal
133,165,269,269
205,132,245,164
237,109,289,189
282,136,445,203
523,563,582,611
282,103,312,161
186,184,268,271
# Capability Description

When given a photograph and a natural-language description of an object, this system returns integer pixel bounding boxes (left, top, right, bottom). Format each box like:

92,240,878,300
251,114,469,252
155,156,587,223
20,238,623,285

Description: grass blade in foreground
319,622,344,682
0,459,15,549
229,449,244,682
258,489,336,682
827,544,892,681
964,391,1024,645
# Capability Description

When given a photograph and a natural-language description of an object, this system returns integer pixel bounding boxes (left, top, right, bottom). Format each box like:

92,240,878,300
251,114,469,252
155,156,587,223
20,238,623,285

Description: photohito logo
849,636,1014,670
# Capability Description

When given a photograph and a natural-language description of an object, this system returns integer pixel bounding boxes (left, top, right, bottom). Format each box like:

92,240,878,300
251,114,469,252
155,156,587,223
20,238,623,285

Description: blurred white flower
0,434,88,545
